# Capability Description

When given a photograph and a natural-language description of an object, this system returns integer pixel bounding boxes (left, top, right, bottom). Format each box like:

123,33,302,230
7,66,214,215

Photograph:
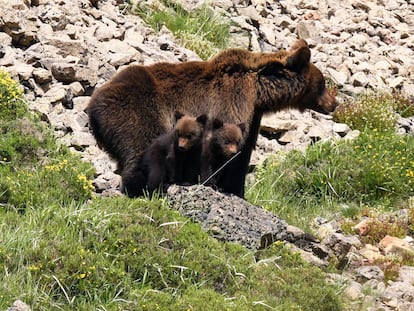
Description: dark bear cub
140,111,207,196
201,119,245,191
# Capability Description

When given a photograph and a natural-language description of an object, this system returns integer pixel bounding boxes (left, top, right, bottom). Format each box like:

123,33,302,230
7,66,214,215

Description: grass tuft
134,0,230,60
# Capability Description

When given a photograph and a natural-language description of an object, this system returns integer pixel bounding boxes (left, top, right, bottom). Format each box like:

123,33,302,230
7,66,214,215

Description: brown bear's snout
320,90,338,113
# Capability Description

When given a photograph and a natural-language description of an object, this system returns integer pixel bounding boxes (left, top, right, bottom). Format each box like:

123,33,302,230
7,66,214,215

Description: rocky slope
1,0,414,310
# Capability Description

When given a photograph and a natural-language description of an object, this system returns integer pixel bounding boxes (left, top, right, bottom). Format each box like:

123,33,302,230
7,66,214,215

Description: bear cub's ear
212,118,224,130
174,111,184,121
196,114,208,126
238,123,246,134
286,39,311,72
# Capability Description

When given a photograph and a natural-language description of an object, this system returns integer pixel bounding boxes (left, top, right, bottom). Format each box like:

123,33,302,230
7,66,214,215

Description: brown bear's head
258,39,338,115
174,111,207,151
211,119,246,158
287,40,337,114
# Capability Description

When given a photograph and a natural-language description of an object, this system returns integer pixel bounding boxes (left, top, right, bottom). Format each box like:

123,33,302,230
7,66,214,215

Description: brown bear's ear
212,118,224,130
196,114,208,126
291,39,309,50
258,61,284,76
174,111,184,121
238,123,246,134
286,40,311,72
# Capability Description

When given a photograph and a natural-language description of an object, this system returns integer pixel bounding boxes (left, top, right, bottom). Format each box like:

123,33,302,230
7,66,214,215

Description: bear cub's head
209,119,246,158
174,111,207,151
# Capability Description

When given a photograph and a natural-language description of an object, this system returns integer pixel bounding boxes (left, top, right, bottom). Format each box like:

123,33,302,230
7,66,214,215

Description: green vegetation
333,92,414,132
0,198,342,310
0,70,343,310
247,92,414,231
247,131,414,229
134,0,231,60
0,71,94,212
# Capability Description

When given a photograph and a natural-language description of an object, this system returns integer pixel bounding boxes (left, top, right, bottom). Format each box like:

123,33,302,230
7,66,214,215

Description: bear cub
201,119,245,191
141,111,207,195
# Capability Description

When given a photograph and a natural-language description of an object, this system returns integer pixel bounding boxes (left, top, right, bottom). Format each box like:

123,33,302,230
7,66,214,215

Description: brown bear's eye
319,79,326,95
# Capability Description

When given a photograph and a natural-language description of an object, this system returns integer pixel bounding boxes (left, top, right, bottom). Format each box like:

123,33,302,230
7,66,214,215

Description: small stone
70,132,97,149
69,81,84,97
93,172,121,193
343,130,360,140
352,72,369,87
344,281,363,300
388,76,405,89
72,96,90,113
322,233,357,262
379,235,414,257
375,60,391,71
306,126,331,140
6,300,31,311
33,68,52,84
260,114,297,133
260,23,277,45
397,266,414,284
381,281,414,307
295,20,321,41
354,266,384,282
14,63,33,81
0,32,12,46
327,68,349,85
51,63,77,83
332,123,350,136
44,85,67,103
354,219,371,236
278,130,304,145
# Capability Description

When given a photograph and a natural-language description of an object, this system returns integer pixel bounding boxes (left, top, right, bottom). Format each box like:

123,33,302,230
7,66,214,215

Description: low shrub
0,70,28,120
333,92,414,132
0,70,95,211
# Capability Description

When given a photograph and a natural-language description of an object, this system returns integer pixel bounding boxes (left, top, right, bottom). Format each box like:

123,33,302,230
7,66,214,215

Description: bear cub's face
211,119,246,158
174,111,207,151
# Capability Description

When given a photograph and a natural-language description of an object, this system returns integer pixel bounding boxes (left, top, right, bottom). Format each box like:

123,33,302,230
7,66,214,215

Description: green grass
134,0,231,60
0,198,342,310
247,130,414,230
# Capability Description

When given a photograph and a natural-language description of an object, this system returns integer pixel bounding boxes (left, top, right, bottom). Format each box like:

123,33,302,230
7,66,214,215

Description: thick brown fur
201,119,245,191
87,39,337,197
138,112,207,196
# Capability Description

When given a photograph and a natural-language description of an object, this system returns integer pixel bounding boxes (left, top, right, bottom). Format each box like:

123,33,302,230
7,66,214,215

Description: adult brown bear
87,39,337,198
